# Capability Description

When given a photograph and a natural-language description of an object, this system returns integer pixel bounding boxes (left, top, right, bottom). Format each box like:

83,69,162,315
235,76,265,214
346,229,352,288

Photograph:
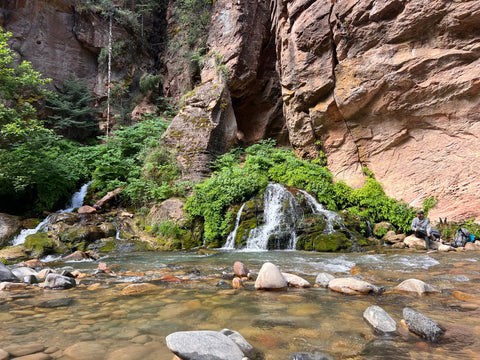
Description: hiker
411,210,433,250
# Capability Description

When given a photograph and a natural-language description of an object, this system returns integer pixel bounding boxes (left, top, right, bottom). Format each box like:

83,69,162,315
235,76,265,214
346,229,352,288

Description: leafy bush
79,117,184,208
0,135,89,215
45,78,98,141
422,196,437,216
186,139,418,243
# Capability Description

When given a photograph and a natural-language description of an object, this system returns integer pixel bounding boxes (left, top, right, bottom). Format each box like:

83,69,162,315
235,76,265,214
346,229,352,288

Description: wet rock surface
403,307,446,342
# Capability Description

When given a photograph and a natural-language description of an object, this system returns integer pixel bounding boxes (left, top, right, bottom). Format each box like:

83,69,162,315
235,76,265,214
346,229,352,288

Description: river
1,249,479,359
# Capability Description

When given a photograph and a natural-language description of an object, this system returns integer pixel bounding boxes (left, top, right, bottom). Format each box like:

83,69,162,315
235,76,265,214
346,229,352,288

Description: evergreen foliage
45,78,98,141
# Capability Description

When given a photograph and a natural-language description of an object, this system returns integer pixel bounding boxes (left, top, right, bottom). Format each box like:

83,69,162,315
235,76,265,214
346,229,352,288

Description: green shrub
185,139,418,244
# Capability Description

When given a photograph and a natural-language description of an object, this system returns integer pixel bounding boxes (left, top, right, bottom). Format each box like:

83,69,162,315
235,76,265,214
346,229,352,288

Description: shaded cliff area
1,0,479,222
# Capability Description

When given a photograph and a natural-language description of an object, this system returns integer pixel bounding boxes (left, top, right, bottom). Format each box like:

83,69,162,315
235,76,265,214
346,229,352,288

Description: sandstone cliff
164,0,480,222
1,0,479,222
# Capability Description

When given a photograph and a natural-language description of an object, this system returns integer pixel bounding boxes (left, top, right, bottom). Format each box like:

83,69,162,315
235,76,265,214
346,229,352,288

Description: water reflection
1,250,480,359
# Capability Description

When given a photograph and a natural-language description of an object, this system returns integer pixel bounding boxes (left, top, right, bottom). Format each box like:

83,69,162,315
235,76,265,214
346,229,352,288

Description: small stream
1,250,480,359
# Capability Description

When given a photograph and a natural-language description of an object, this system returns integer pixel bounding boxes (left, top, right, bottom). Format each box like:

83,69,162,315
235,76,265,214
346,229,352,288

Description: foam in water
223,203,246,249
298,189,343,234
245,183,303,250
11,181,91,245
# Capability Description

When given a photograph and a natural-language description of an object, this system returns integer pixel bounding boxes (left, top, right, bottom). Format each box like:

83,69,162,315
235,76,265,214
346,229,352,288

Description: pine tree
46,78,98,141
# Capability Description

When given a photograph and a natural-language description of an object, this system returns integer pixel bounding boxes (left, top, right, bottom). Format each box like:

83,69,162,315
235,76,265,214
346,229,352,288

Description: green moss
235,218,258,247
297,232,351,252
24,232,64,257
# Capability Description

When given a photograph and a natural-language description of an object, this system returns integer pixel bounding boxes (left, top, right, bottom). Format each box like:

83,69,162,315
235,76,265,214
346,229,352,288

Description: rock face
2,0,480,221
271,0,480,221
0,213,22,246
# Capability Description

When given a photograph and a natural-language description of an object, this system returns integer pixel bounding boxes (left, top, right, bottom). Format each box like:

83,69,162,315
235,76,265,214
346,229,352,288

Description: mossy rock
297,216,327,235
235,218,258,247
60,226,106,246
0,245,30,264
373,222,394,238
88,238,116,253
181,219,204,249
24,233,66,257
297,231,352,252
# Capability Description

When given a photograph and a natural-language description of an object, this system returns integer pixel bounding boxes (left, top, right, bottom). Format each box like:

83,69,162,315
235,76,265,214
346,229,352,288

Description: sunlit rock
254,262,288,291
43,273,76,290
166,330,245,360
328,278,377,295
315,273,334,288
78,205,96,215
393,279,437,296
363,305,397,334
233,261,249,278
232,277,243,289
282,272,311,288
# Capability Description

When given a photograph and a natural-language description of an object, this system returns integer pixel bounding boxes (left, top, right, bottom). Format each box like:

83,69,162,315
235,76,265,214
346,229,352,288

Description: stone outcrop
0,213,22,246
2,0,480,221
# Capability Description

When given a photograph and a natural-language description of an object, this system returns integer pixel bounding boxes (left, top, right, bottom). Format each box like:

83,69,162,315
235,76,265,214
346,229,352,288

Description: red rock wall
270,0,480,222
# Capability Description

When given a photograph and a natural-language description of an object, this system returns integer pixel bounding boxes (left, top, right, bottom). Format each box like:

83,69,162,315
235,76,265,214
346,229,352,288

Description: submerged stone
403,307,445,342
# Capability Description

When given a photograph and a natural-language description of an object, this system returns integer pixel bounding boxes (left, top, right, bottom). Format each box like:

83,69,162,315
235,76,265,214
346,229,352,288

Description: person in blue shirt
411,210,432,250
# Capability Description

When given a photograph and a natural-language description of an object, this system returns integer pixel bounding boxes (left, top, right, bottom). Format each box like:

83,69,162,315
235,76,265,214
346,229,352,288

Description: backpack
431,228,441,239
452,228,471,248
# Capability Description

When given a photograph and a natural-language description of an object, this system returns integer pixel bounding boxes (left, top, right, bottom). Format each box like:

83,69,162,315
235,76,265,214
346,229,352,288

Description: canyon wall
176,0,479,222
1,0,479,222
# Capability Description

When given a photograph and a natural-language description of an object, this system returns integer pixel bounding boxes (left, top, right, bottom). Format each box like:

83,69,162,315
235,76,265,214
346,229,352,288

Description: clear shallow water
1,249,480,359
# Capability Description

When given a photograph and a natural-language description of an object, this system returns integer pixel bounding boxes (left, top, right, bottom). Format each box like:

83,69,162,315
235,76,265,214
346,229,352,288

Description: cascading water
298,189,343,234
222,203,246,249
11,181,92,245
245,184,303,251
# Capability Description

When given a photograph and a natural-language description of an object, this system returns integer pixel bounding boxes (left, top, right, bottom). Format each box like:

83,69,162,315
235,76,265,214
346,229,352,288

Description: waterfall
245,184,303,251
223,203,246,249
11,181,92,245
298,190,343,234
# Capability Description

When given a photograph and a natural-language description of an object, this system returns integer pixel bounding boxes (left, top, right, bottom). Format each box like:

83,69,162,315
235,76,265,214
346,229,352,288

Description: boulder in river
220,328,256,359
315,273,334,288
363,305,397,334
282,272,311,288
43,273,76,290
0,261,18,282
233,261,249,277
393,279,438,296
0,213,22,246
403,307,445,342
166,330,245,360
254,262,288,291
328,278,378,295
